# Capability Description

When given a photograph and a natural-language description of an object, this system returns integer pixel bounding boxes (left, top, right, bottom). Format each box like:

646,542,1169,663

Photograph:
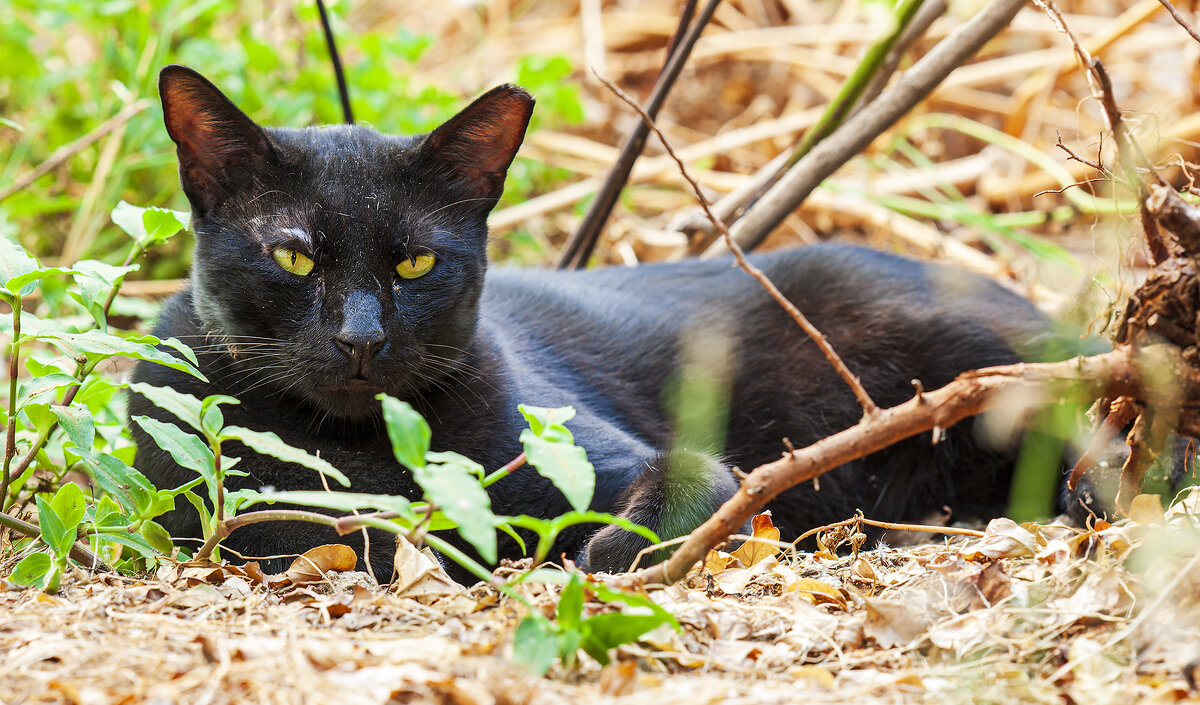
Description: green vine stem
1,296,21,508
780,0,927,176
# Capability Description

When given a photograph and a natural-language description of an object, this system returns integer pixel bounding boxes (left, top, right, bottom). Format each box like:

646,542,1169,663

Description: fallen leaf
786,578,846,608
392,536,464,602
285,544,358,585
960,518,1036,560
1128,493,1166,526
703,549,738,574
731,512,781,567
972,560,1012,608
862,597,930,648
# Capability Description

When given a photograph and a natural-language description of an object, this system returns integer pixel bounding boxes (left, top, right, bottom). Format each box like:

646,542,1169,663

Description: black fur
133,66,1058,580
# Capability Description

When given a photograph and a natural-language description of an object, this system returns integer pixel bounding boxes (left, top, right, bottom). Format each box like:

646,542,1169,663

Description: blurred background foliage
0,0,586,280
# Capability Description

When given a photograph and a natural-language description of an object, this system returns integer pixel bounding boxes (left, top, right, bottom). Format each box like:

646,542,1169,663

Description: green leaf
140,206,190,247
556,573,585,631
520,431,594,512
35,494,74,559
30,329,204,380
245,490,417,523
111,201,189,249
518,404,576,438
580,612,671,666
16,373,78,408
0,236,37,299
132,416,215,484
68,447,155,517
221,426,350,487
49,482,86,531
10,552,51,586
513,616,559,676
0,238,76,299
200,394,239,438
70,260,139,329
127,382,205,433
378,395,430,470
425,450,484,479
52,404,94,450
139,520,174,554
414,455,497,563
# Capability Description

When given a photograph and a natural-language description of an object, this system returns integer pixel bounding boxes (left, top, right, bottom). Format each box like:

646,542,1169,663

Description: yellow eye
396,253,436,279
272,247,314,276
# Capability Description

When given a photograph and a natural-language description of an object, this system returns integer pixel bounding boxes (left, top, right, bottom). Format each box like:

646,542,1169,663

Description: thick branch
617,346,1182,587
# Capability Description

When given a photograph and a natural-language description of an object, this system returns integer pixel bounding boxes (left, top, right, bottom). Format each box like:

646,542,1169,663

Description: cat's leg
581,448,744,573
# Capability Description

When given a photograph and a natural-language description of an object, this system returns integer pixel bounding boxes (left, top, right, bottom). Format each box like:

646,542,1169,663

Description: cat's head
159,65,533,418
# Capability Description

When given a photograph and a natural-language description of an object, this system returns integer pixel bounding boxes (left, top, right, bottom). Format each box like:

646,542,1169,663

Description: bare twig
557,0,720,270
704,0,1026,257
596,74,879,416
1157,0,1200,45
0,99,152,204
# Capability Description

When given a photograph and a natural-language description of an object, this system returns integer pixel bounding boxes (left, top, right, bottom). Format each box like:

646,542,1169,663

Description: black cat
131,65,1056,579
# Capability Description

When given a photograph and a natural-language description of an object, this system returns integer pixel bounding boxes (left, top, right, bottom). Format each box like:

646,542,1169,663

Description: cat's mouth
343,377,382,392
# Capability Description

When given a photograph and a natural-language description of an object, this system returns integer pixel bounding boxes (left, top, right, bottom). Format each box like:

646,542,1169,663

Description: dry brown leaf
786,578,846,608
960,518,1036,560
972,560,1012,608
703,549,738,574
392,536,464,602
862,597,930,648
1128,493,1166,526
730,512,781,567
285,544,358,585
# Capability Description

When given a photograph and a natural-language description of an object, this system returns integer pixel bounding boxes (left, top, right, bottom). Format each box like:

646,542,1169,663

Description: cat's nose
333,329,385,365
335,290,386,372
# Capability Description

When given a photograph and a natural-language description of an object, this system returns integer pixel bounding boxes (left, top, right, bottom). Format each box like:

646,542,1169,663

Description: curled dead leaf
731,512,781,567
285,544,358,585
786,578,847,608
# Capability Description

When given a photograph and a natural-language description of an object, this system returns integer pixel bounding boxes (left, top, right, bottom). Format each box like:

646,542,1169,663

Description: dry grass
5,491,1200,704
8,0,1200,702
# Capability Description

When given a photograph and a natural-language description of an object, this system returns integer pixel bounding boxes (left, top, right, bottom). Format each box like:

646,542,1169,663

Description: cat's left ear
424,85,534,202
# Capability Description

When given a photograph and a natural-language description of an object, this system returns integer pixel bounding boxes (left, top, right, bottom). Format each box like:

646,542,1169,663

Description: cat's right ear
159,65,272,214
424,84,534,203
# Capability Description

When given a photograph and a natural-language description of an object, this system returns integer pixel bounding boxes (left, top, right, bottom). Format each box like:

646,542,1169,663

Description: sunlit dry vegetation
5,0,1200,702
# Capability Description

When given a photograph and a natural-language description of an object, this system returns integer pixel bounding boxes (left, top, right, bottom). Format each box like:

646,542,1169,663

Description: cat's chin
308,379,387,420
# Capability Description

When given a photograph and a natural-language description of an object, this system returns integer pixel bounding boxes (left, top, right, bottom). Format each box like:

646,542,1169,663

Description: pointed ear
159,65,272,213
425,85,534,203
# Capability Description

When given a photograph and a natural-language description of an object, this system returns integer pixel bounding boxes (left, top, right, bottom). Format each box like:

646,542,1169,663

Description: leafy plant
512,570,678,675
0,200,203,577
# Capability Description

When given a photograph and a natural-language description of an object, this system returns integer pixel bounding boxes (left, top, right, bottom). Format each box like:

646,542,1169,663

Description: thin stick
705,0,1026,256
596,74,880,416
1156,0,1200,45
315,0,354,124
0,99,151,204
557,0,719,270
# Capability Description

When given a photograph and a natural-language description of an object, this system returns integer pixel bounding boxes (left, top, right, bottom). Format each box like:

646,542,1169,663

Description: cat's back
479,243,1046,348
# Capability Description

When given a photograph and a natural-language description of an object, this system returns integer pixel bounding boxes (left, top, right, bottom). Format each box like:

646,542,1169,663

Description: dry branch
618,346,1193,587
